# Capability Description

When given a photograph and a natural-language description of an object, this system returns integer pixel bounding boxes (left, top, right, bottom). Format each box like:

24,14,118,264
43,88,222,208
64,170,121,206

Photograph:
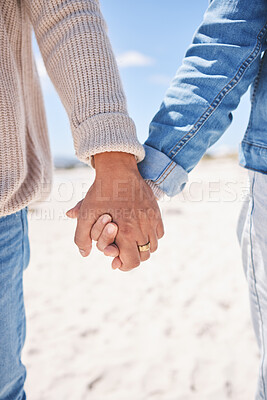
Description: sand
23,157,259,400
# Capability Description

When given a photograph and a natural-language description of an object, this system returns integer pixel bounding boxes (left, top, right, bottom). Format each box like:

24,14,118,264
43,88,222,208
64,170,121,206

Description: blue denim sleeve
138,0,267,197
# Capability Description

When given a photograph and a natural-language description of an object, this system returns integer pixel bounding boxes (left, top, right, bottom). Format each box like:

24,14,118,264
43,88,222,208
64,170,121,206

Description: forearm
138,0,267,197
25,0,145,166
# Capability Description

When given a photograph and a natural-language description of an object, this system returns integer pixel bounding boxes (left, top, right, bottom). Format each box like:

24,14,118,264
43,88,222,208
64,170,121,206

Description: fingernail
79,249,86,256
107,224,115,234
102,214,111,224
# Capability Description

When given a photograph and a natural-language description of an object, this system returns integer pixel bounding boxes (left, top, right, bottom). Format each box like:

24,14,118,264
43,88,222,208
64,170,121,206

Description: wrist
94,152,138,176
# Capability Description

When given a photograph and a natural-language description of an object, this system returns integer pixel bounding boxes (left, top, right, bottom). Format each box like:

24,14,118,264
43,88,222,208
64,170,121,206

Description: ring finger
137,237,151,262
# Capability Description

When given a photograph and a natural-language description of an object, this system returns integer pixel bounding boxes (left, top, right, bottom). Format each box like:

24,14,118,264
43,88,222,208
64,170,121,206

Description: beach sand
23,157,259,400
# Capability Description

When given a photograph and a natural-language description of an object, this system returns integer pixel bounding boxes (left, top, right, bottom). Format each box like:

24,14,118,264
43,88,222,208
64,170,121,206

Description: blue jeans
0,208,30,400
237,170,267,400
2,194,267,400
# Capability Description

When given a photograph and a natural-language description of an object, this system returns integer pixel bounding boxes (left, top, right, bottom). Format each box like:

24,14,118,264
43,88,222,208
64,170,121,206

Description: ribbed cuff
145,179,166,200
73,112,145,167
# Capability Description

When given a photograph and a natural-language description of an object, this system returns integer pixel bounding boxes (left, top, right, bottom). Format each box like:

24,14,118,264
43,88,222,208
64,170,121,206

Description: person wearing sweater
0,1,164,398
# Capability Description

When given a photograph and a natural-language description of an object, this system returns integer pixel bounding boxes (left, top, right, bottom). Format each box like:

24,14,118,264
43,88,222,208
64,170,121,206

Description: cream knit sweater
0,0,162,217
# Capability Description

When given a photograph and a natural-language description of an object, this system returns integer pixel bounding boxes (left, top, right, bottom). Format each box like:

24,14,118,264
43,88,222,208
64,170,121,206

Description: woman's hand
67,209,121,268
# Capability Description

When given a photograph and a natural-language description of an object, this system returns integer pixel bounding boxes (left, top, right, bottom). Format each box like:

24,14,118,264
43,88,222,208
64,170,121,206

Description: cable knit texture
0,0,145,217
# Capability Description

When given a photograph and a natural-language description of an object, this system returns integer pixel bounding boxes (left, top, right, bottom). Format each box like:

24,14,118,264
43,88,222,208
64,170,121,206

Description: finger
76,239,92,257
96,223,118,252
116,235,141,272
149,231,158,253
137,237,151,262
66,200,83,219
156,219,165,239
91,214,112,241
112,256,122,270
104,244,119,258
74,209,96,257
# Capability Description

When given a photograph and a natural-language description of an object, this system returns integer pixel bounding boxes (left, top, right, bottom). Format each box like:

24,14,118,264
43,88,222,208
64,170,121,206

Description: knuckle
119,222,134,237
121,230,132,239
147,208,156,220
132,260,141,269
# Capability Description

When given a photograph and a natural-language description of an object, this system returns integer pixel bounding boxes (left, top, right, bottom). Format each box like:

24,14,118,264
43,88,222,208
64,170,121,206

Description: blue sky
33,0,251,158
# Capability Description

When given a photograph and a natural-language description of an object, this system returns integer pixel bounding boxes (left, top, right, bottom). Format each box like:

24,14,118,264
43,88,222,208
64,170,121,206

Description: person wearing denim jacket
137,0,267,398
138,0,267,198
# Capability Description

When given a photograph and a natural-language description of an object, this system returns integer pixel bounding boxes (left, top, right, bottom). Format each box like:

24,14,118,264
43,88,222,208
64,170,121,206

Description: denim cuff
239,141,267,173
137,144,189,197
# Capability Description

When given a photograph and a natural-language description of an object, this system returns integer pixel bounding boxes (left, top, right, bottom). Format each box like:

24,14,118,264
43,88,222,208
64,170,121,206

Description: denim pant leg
0,208,30,400
237,170,267,400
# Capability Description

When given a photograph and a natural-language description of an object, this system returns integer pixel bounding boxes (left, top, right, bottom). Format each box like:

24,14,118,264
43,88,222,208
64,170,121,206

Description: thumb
66,199,83,219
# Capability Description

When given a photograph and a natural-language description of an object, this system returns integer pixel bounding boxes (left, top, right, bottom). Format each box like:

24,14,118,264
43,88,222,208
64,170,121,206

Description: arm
25,0,145,163
138,0,267,198
25,0,164,270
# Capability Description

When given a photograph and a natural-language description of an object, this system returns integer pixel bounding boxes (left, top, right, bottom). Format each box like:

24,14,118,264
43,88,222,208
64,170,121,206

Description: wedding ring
138,242,151,252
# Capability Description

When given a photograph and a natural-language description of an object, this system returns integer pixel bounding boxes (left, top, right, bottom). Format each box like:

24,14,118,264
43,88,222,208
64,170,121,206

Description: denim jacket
137,0,267,198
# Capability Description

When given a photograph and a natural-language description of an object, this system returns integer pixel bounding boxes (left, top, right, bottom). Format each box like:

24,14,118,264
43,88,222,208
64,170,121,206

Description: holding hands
66,152,164,272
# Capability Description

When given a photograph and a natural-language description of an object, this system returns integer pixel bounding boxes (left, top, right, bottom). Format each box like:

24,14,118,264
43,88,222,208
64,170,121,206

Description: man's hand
66,152,164,272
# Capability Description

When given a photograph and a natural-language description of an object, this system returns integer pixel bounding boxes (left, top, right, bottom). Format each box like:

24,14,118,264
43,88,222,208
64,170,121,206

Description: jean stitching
153,161,175,184
156,163,177,186
249,172,266,399
167,23,267,159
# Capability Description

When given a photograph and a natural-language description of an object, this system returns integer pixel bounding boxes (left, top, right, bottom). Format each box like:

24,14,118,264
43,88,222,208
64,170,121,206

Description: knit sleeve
25,0,145,166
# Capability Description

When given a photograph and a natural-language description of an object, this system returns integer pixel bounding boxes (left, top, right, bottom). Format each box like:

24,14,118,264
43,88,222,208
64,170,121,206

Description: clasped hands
66,152,164,272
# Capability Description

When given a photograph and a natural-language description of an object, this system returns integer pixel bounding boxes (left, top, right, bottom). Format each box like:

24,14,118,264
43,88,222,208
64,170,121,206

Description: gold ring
138,242,151,252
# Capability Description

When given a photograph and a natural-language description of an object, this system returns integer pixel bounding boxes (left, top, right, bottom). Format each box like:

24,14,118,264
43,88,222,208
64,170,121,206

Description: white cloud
149,74,172,86
116,51,155,68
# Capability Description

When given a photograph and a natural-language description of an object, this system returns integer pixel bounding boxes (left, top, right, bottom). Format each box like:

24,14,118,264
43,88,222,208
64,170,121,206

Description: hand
67,209,121,264
66,152,164,271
